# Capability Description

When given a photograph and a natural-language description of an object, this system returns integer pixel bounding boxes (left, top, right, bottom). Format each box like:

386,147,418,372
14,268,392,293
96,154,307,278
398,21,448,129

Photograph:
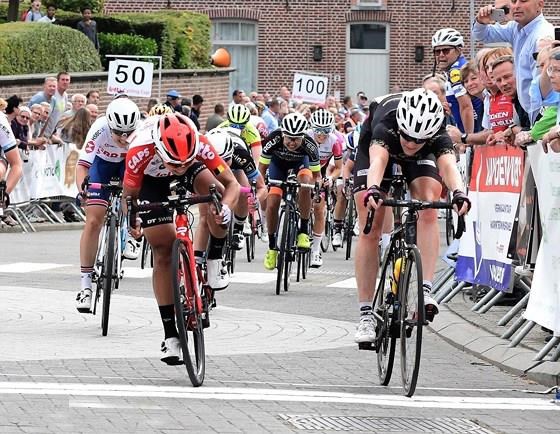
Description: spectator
29,76,57,106
53,107,92,150
190,94,203,129
24,0,43,22
43,71,70,138
473,1,554,123
86,90,100,105
63,93,87,118
231,89,245,105
39,102,51,123
357,92,369,110
5,95,23,123
0,98,7,112
180,97,192,117
29,104,44,139
262,97,280,132
343,106,363,133
164,89,182,112
37,3,56,23
11,106,31,157
146,98,158,115
341,95,353,117
77,7,99,51
86,104,99,119
246,102,268,139
390,84,402,93
249,91,259,102
205,103,225,132
423,73,455,126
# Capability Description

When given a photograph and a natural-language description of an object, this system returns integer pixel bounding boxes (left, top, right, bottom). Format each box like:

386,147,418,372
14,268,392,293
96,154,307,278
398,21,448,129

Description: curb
0,222,84,233
429,306,560,387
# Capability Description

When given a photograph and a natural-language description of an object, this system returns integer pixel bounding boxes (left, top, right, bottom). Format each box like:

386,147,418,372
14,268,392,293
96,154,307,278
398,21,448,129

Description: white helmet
396,89,444,140
431,28,464,48
281,112,308,137
205,129,235,160
310,109,334,129
106,98,140,132
227,104,251,124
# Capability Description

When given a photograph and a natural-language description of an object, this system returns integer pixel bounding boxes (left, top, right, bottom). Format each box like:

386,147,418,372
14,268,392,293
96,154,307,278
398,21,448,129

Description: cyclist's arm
75,164,89,194
329,157,343,180
437,152,465,193
367,142,389,188
342,159,354,180
3,148,23,195
214,166,240,211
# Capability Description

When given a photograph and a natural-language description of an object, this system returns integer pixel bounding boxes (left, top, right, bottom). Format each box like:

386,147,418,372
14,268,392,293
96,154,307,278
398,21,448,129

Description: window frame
346,22,389,54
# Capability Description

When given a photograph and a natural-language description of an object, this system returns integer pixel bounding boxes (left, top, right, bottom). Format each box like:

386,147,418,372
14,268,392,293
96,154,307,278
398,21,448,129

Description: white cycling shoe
310,251,323,268
160,337,183,365
354,316,376,343
423,288,439,322
207,259,230,290
123,239,140,260
75,288,92,313
332,232,342,248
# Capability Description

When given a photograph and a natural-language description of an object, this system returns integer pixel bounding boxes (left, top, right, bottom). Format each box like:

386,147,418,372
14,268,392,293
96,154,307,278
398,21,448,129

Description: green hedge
0,22,101,74
49,1,104,13
99,33,158,69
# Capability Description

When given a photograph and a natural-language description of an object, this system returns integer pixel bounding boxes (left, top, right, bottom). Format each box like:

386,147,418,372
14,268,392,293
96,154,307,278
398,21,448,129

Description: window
212,21,257,95
349,23,387,51
357,0,383,7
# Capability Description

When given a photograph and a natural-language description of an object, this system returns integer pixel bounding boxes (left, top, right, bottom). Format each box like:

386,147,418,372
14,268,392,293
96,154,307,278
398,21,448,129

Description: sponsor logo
489,264,505,284
127,148,151,172
85,140,95,153
199,143,216,161
485,156,522,188
449,69,461,84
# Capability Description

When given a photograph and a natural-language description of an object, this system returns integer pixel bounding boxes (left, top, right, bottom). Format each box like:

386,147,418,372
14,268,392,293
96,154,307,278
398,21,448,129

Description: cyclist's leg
333,177,346,243
193,203,210,264
231,170,250,250
263,157,285,269
311,165,327,260
296,159,314,249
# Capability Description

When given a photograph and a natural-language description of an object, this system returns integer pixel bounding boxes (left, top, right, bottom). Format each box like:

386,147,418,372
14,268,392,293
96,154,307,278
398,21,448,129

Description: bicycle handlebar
268,178,315,189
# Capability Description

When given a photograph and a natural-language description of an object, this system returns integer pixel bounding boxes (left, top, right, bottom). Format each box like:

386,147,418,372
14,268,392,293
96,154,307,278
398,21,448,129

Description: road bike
342,177,357,261
319,181,337,252
127,182,222,387
245,180,263,263
361,191,464,397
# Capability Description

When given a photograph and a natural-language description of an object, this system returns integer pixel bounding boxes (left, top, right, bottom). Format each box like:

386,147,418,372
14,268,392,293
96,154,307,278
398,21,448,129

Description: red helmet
153,113,200,164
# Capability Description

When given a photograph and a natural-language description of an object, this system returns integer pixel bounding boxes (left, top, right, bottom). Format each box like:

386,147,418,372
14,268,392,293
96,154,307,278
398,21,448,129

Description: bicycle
85,177,125,337
140,236,153,269
127,182,222,387
319,181,337,253
342,177,357,261
361,193,464,397
269,173,315,295
245,180,263,263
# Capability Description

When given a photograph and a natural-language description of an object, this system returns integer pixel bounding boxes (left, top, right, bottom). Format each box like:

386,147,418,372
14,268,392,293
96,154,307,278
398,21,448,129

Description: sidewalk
0,221,84,233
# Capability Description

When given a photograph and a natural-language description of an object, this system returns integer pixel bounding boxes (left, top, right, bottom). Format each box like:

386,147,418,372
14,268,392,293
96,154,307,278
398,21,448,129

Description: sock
159,304,178,339
381,233,391,250
194,250,205,265
359,302,373,319
312,233,322,253
299,218,309,234
80,266,94,290
207,235,225,260
334,219,343,233
268,233,277,250
233,214,246,233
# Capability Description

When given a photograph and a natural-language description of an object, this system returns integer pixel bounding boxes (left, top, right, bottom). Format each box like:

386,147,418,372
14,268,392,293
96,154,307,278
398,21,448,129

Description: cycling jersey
259,129,320,173
78,116,128,169
231,142,259,181
307,129,343,167
486,93,518,133
0,113,17,154
217,119,262,150
445,55,468,132
124,116,227,190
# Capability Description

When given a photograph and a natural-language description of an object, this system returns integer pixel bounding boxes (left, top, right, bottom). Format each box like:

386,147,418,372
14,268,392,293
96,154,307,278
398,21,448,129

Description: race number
107,59,154,98
292,72,328,105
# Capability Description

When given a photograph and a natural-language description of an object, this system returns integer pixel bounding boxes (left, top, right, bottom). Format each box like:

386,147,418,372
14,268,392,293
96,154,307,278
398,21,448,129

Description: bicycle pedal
358,342,377,351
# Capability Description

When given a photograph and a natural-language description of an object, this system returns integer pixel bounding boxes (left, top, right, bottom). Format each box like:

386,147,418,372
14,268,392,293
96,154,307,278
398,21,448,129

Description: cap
167,89,181,98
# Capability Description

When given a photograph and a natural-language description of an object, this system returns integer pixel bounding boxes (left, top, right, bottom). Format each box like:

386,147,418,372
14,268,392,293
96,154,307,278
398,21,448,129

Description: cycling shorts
87,157,125,207
267,155,310,183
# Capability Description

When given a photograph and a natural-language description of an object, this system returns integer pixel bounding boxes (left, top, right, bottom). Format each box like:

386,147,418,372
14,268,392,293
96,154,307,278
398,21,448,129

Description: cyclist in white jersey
0,112,23,209
75,98,141,313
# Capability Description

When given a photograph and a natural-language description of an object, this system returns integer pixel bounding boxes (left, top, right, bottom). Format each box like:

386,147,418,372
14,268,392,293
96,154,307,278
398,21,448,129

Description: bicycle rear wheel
345,197,355,260
375,251,397,386
101,214,118,336
399,246,423,397
321,216,331,253
246,213,256,262
172,238,205,387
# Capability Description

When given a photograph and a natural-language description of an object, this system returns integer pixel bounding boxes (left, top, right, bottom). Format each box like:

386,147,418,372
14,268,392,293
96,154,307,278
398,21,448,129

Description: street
0,229,559,433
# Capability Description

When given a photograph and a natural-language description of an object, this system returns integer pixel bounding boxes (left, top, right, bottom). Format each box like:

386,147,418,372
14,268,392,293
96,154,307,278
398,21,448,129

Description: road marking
0,382,558,411
230,271,277,284
0,262,71,273
327,277,357,288
69,401,163,410
121,267,153,279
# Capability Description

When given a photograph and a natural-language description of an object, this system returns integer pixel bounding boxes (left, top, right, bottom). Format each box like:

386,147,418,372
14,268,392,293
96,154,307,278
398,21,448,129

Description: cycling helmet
153,113,200,164
106,98,140,132
310,109,334,129
149,103,174,116
396,89,444,140
431,28,464,48
205,129,235,161
227,104,251,124
346,128,360,151
281,112,308,137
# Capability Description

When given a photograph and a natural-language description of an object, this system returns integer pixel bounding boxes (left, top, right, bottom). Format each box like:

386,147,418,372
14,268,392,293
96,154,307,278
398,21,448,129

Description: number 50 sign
291,72,328,105
107,59,154,98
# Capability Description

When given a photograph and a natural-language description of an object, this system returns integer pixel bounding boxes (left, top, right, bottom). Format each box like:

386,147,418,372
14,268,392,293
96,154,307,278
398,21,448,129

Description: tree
7,0,21,22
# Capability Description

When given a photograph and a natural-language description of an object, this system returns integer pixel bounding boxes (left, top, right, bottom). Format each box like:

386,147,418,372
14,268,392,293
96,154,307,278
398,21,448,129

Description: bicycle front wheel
399,246,424,397
345,197,355,260
101,214,118,336
172,239,205,387
275,210,288,295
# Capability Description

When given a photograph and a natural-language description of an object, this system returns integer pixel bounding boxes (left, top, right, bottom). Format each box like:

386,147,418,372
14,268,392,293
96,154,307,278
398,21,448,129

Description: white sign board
107,59,154,98
292,72,328,105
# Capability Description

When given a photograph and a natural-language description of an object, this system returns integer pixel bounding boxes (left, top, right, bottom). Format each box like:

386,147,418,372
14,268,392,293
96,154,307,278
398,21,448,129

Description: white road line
0,262,71,273
230,271,277,284
0,382,558,411
69,401,163,410
327,277,357,288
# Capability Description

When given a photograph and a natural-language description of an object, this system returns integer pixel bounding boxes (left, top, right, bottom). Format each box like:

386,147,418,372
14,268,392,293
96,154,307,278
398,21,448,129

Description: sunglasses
165,161,189,169
19,115,30,120
285,135,303,142
314,127,332,135
111,129,131,137
400,131,426,145
434,47,454,56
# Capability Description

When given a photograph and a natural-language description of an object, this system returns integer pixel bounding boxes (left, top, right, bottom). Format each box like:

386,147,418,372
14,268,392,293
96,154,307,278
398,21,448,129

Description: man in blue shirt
432,28,475,134
473,1,554,124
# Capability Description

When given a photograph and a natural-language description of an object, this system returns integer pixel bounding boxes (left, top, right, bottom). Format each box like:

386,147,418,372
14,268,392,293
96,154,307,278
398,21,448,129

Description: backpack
20,8,32,21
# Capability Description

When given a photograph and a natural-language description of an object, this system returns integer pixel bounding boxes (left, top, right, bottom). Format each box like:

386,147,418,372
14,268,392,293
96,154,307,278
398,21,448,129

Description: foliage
0,22,101,74
44,1,104,14
98,33,158,69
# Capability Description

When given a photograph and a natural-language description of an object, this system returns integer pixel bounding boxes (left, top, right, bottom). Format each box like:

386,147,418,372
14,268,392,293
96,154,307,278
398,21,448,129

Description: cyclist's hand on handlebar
212,202,232,226
452,189,471,216
322,177,332,189
363,185,383,210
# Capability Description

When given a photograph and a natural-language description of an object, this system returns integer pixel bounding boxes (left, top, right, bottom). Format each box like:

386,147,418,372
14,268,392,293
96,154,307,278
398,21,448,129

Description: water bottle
392,257,404,295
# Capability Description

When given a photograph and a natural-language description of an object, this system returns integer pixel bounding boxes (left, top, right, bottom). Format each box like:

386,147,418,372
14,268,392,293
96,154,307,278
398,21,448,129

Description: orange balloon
211,48,231,67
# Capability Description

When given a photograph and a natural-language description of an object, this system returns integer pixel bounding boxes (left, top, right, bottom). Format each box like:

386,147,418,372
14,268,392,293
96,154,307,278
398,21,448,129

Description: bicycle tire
321,217,331,253
172,238,205,387
226,223,236,275
284,211,297,292
101,214,117,337
375,250,397,386
141,237,151,269
399,246,424,397
276,209,288,295
345,197,355,261
445,207,454,246
246,213,255,262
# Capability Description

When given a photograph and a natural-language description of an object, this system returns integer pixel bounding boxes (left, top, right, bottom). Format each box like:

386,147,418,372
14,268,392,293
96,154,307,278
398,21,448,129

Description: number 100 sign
107,59,154,98
291,72,328,105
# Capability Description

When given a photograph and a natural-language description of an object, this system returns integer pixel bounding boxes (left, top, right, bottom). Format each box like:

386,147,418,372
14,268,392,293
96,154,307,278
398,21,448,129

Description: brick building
103,0,560,100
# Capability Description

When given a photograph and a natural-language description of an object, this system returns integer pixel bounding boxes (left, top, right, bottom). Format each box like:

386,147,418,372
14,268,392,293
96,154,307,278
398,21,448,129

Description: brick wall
0,68,232,130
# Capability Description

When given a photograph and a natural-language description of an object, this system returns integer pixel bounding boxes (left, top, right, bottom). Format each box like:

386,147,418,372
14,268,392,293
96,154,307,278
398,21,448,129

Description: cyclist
353,89,470,343
75,98,141,313
194,128,267,259
148,103,174,117
258,112,321,270
217,104,262,162
124,112,239,364
307,109,343,267
0,111,23,226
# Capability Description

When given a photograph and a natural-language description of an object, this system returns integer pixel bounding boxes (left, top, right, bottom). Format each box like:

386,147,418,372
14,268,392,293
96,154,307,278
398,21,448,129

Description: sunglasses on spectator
313,127,333,135
400,131,426,145
434,47,454,56
111,129,131,137
19,115,30,120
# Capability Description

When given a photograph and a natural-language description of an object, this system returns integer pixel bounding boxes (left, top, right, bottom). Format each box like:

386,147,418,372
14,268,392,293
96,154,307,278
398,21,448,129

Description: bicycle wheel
445,207,454,246
276,209,289,295
284,211,297,292
321,215,331,252
375,250,397,386
225,223,236,275
141,236,151,269
399,246,424,397
101,214,118,336
172,239,205,387
246,213,255,263
345,197,355,260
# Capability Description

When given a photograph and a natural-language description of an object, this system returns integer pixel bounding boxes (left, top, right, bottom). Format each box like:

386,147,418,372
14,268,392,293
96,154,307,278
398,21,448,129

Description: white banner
107,59,154,98
10,144,80,204
292,72,328,105
523,144,560,335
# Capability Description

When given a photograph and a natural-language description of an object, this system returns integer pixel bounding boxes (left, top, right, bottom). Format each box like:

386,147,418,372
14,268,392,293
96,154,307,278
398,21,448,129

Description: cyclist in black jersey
352,88,471,343
0,112,23,215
